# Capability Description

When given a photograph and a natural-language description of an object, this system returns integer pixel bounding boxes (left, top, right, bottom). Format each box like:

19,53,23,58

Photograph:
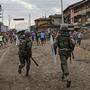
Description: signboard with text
13,18,24,21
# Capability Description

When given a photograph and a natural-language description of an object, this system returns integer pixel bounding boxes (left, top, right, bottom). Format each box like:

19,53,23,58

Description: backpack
57,35,75,51
57,36,69,49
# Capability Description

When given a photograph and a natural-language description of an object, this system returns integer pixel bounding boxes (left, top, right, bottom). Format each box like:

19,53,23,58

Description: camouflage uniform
56,35,71,76
56,26,74,87
18,34,32,76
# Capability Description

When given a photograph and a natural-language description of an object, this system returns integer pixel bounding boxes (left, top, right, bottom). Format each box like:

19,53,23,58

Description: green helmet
16,30,25,39
16,30,25,36
60,24,69,37
24,30,31,37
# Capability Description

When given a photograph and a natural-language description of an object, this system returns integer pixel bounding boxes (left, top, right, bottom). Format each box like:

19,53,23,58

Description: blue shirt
40,32,45,39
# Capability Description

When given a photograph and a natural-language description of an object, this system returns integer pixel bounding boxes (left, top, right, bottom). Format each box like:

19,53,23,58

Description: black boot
26,73,29,76
67,80,71,88
62,75,65,81
18,66,22,74
26,61,30,77
26,68,29,77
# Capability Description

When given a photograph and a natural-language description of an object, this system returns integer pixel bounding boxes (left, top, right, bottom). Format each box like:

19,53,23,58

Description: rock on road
0,42,90,90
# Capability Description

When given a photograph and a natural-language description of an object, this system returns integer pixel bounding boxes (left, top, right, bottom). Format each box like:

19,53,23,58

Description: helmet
24,30,31,37
16,29,25,34
60,24,68,31
60,24,69,37
16,30,25,38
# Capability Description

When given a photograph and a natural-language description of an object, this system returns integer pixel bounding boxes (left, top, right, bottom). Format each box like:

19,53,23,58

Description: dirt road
0,42,90,90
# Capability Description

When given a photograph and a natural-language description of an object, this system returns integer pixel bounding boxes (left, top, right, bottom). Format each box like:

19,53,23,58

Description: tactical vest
57,34,75,52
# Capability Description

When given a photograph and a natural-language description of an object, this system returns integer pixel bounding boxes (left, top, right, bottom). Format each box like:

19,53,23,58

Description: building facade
34,18,51,32
49,14,62,31
1,25,9,32
49,14,62,26
64,0,90,26
34,14,62,32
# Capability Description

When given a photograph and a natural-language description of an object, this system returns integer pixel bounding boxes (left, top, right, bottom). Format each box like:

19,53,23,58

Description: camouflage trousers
19,53,31,75
59,50,71,78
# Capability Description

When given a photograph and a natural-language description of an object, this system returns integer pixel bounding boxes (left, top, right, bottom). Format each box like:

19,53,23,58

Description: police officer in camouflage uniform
56,25,74,87
18,31,32,76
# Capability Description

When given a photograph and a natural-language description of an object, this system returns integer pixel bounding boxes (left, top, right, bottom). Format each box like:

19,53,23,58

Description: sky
0,0,82,30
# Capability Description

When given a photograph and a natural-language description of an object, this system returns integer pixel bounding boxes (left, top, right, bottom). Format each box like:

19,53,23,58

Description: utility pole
28,14,31,32
45,12,46,18
60,0,64,24
8,15,11,30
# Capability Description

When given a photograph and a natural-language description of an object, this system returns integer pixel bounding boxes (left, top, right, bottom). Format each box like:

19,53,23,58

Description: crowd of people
25,31,50,46
19,29,83,47
0,33,9,48
0,31,16,49
69,30,83,46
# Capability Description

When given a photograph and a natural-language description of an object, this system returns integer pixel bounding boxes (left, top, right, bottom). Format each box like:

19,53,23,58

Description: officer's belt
59,48,70,51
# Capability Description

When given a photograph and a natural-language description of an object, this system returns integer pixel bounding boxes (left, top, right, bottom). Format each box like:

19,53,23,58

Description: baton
31,57,39,67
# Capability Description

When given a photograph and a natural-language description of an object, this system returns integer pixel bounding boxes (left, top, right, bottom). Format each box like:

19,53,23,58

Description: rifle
30,57,39,67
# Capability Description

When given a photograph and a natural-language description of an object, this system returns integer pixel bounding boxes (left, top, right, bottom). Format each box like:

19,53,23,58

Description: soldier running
17,30,32,76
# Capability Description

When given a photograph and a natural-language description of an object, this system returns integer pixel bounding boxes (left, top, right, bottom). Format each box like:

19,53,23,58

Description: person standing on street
35,31,40,45
18,31,32,76
40,31,45,46
31,31,35,44
0,35,3,47
77,31,83,45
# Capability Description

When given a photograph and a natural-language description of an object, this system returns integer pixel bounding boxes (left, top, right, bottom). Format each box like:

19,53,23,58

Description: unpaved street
0,41,90,90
